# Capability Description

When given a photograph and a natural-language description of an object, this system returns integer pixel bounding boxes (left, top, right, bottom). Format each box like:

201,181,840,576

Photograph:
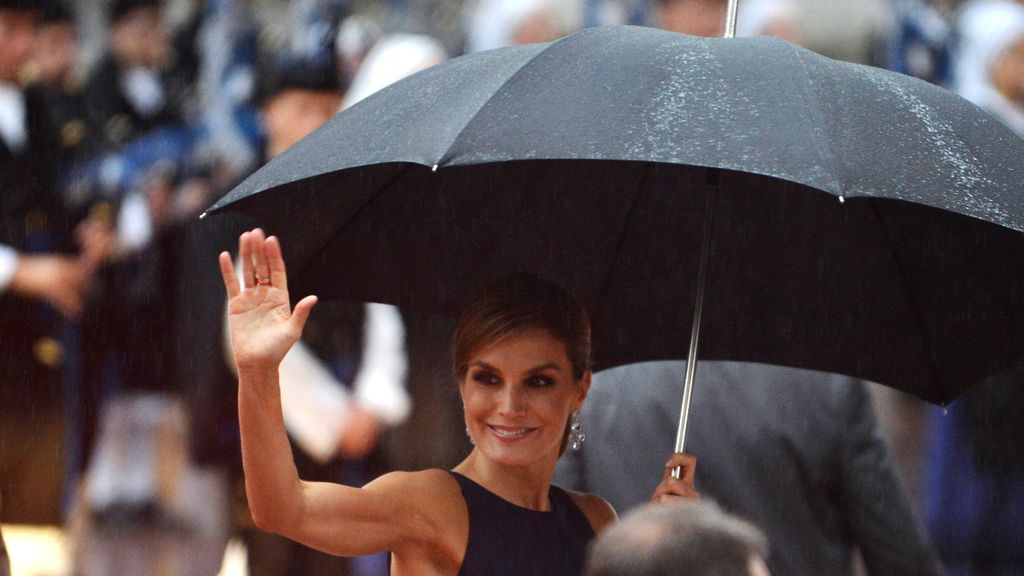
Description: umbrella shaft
673,179,719,478
724,0,739,38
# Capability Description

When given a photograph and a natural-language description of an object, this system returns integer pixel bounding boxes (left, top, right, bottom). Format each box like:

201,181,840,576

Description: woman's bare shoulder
370,469,468,572
566,490,618,534
365,469,467,528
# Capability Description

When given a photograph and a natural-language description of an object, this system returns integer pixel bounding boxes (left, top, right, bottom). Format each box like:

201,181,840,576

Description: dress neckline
449,471,561,515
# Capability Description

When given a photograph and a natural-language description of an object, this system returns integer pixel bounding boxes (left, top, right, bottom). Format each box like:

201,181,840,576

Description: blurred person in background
25,0,92,172
81,0,180,155
733,0,802,43
237,49,413,576
884,0,954,87
650,0,726,37
555,362,943,576
953,0,1024,134
463,0,582,52
71,0,199,494
0,0,110,525
585,500,771,576
924,368,1024,576
340,32,447,108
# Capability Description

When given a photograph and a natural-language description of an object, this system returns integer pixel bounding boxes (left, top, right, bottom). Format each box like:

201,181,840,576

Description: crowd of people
1,0,1022,574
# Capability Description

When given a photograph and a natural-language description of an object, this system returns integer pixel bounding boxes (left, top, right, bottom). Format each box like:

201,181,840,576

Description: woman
219,228,699,575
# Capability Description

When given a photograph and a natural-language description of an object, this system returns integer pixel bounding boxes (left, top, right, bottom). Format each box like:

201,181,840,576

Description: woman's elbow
247,490,303,534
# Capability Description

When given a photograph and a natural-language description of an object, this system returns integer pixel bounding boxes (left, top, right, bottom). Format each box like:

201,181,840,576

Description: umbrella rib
592,163,655,367
862,197,948,403
789,44,845,197
434,30,601,166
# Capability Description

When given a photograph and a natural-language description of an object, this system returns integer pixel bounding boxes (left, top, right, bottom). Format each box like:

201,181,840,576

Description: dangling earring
466,427,475,445
569,410,585,451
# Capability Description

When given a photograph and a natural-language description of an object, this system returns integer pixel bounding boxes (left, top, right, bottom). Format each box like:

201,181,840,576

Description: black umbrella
205,25,1024,442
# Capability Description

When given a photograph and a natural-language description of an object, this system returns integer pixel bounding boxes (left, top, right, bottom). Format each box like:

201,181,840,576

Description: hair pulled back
453,274,591,382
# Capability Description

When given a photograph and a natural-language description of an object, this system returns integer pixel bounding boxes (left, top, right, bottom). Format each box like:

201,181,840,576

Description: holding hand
219,229,318,372
651,452,700,504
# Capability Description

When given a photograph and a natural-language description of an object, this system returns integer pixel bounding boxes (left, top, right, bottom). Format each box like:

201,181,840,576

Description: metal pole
724,0,739,38
672,176,718,479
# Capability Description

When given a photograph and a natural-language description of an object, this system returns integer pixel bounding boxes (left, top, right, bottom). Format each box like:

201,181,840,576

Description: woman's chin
477,436,558,468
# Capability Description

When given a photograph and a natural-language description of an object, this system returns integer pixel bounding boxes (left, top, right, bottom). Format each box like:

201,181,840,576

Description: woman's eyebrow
470,360,500,372
526,362,562,374
470,361,563,373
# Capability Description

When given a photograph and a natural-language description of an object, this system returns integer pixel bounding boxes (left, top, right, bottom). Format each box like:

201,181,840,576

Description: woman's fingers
651,452,700,504
291,295,318,333
663,452,697,484
250,228,272,287
219,251,240,298
265,235,288,289
239,231,255,289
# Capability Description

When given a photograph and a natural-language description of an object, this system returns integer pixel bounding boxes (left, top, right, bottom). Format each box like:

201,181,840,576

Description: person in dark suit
26,1,91,173
80,0,181,156
555,360,943,576
0,0,107,524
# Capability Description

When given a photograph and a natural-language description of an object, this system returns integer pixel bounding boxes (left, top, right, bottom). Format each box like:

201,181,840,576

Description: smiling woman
219,229,699,575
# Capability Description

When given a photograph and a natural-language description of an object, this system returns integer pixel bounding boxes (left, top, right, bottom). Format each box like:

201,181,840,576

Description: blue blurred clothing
885,0,953,87
925,384,1024,576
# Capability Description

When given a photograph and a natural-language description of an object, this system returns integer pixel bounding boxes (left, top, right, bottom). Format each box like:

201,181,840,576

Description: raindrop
942,404,948,416
199,211,208,219
432,164,439,172
838,196,845,204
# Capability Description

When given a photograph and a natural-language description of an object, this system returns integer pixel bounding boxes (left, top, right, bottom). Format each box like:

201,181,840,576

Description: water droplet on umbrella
432,165,438,172
838,196,845,204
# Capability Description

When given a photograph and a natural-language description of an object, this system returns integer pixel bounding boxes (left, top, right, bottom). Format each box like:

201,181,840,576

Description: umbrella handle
672,173,719,479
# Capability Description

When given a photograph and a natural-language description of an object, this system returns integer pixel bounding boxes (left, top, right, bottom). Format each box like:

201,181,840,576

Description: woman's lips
488,425,536,441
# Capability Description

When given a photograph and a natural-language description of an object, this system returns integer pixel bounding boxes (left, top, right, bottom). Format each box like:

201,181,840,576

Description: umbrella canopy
206,25,1024,405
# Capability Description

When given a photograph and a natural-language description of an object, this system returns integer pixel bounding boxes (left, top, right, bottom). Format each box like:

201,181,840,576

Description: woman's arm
220,229,444,557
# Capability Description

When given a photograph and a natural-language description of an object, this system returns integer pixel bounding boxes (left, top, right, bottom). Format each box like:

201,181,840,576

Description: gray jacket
555,361,943,576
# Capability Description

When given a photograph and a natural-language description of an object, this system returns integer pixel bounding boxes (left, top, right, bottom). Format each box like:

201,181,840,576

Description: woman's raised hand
650,452,700,504
219,229,318,372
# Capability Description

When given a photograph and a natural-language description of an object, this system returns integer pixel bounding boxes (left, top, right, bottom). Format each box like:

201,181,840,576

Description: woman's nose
498,385,527,416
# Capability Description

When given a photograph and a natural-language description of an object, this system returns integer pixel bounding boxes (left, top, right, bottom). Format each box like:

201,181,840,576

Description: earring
569,410,585,451
466,427,475,445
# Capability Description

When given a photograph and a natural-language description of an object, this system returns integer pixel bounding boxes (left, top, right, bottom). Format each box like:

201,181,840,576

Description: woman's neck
453,450,557,511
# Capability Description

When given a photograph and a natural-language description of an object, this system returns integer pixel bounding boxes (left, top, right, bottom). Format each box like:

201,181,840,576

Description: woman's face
460,328,590,468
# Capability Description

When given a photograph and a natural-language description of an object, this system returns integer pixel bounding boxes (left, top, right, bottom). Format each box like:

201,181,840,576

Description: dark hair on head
453,274,591,382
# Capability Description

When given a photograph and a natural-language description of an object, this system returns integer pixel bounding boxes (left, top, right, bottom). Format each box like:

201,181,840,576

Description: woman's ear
576,370,592,408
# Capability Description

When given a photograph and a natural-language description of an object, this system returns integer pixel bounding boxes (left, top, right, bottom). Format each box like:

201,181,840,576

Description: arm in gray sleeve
840,382,944,576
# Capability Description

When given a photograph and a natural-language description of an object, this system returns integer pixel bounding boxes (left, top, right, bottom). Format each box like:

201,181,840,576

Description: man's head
33,1,77,85
586,501,771,576
0,0,38,84
257,54,342,159
109,0,168,68
651,0,726,37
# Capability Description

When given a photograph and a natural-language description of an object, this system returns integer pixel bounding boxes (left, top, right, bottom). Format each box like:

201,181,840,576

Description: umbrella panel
228,160,1024,405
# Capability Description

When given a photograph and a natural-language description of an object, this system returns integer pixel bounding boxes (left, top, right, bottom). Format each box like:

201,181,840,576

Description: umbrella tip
432,164,438,173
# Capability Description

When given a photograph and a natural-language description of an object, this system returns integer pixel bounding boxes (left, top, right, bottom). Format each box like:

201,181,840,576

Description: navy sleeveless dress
450,471,596,576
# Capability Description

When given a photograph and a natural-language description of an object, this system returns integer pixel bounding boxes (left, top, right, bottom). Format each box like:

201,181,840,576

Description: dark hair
453,274,591,382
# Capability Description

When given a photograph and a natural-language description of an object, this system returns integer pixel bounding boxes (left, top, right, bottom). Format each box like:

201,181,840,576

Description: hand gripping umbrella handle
672,173,719,479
